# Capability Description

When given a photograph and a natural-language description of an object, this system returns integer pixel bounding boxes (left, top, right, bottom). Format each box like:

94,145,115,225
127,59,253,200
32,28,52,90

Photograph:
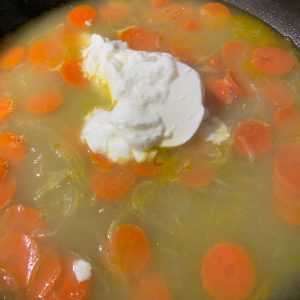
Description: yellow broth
0,0,300,299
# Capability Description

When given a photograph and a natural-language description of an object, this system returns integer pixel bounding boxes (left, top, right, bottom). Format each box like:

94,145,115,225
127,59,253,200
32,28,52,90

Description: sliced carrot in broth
0,232,40,287
0,98,14,122
0,156,8,181
150,0,170,7
26,247,62,299
26,90,64,114
262,80,295,107
273,106,300,133
91,165,136,201
179,162,215,189
200,2,232,25
119,26,158,52
0,46,25,70
251,47,295,76
2,204,45,235
222,40,252,70
131,273,172,300
54,257,91,300
131,161,162,178
106,224,151,276
99,2,131,22
68,4,97,28
60,59,88,87
0,132,27,166
274,143,300,193
224,70,248,99
0,177,16,209
205,75,231,107
233,119,272,159
201,243,255,300
87,150,114,169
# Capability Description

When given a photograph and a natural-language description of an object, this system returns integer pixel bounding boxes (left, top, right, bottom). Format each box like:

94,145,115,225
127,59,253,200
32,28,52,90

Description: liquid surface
0,0,300,299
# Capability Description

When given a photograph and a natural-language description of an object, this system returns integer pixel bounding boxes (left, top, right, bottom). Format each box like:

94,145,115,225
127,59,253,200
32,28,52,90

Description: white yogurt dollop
81,34,204,163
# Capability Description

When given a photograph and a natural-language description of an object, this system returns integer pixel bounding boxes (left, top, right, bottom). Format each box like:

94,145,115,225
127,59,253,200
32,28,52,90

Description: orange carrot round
2,204,45,235
179,162,215,189
0,156,8,181
131,274,172,300
119,26,158,52
27,247,62,299
201,243,255,300
99,2,131,22
233,119,272,159
106,224,151,276
29,38,66,69
0,98,14,122
87,150,114,169
26,90,64,114
150,0,170,7
273,106,300,133
251,47,295,76
55,257,91,299
0,176,16,209
200,2,232,24
60,59,88,87
91,165,136,201
131,161,162,179
68,4,97,28
0,132,27,166
0,232,40,287
222,40,252,69
262,80,295,107
205,75,231,107
0,46,25,70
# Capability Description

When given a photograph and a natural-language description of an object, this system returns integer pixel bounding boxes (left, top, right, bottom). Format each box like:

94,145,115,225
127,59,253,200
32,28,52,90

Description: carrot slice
150,0,170,7
224,70,248,99
205,75,231,107
68,4,97,27
29,38,66,69
87,150,114,169
26,90,64,114
262,80,295,107
60,59,88,87
180,18,202,32
251,47,295,76
99,2,131,22
0,156,8,181
131,274,172,300
55,257,91,300
0,132,27,166
273,106,300,133
91,165,136,201
222,40,252,70
179,162,215,189
0,46,25,70
2,204,45,235
106,224,151,276
119,26,158,52
0,98,14,122
201,243,255,300
233,119,272,159
27,248,62,299
0,177,16,209
131,161,162,178
200,2,232,24
274,143,300,193
0,232,40,287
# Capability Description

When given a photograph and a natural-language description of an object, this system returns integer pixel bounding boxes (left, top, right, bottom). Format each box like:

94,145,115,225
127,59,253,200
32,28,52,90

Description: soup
0,0,300,299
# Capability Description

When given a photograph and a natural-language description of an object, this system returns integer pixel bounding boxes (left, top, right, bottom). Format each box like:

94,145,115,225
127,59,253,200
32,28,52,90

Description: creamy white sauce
81,34,204,163
73,259,92,283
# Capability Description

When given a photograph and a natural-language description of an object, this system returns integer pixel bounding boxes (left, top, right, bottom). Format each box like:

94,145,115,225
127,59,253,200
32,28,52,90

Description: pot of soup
0,0,299,299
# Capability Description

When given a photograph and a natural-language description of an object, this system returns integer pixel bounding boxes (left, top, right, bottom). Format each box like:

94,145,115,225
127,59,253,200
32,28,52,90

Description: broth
0,0,300,299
